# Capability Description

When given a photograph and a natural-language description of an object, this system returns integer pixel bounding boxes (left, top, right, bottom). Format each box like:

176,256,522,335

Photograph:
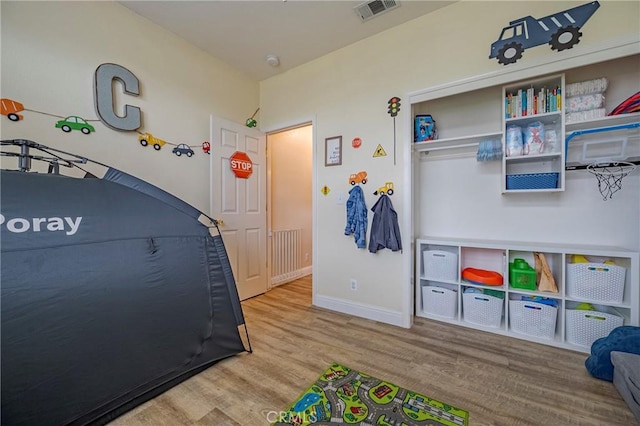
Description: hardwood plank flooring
110,276,638,425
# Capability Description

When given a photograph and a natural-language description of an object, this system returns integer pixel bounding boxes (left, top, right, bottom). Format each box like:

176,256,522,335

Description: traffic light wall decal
387,96,401,165
387,97,401,117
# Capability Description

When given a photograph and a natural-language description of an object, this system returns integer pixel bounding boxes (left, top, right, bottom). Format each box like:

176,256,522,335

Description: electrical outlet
305,253,309,261
350,279,357,291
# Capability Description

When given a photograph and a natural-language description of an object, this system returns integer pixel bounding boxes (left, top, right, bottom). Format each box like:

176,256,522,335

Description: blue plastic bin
506,172,559,190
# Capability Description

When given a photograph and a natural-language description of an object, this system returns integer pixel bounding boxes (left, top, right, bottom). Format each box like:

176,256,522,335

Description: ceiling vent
354,0,400,22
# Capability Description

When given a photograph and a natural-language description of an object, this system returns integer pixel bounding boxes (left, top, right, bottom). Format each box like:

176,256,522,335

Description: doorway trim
263,116,317,300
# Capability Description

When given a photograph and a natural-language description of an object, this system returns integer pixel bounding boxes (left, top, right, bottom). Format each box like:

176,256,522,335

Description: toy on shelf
535,252,559,293
509,258,536,290
571,254,617,265
414,114,436,142
572,254,590,263
520,295,558,307
462,267,503,286
576,302,596,311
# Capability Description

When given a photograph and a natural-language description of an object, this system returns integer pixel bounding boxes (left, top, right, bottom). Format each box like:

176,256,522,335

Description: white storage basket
422,286,457,319
423,250,457,282
565,308,623,348
463,292,504,328
566,263,625,303
509,300,558,339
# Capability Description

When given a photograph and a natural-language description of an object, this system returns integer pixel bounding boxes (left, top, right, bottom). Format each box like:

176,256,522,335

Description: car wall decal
55,116,96,134
348,171,367,186
245,107,259,128
1,96,200,159
1,98,101,132
172,144,195,158
202,141,211,154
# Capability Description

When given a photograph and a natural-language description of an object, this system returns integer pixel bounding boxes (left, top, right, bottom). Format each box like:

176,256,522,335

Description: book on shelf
505,85,562,119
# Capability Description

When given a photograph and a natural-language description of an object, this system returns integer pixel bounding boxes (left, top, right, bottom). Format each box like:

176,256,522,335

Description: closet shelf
566,111,640,133
412,131,502,153
505,152,562,163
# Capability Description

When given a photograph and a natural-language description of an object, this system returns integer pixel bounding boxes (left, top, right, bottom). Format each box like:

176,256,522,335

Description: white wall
260,1,640,326
1,1,259,214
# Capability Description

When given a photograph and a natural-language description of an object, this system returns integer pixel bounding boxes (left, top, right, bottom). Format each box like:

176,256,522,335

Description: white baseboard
299,265,312,277
313,294,408,328
271,266,312,287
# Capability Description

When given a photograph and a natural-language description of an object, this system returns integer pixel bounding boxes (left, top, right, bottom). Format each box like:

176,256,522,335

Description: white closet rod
419,142,479,152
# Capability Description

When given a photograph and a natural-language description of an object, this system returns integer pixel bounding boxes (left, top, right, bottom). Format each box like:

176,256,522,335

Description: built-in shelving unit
416,237,639,353
409,53,640,352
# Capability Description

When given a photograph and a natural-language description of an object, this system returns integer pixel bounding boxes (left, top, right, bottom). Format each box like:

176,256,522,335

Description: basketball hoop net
587,161,636,200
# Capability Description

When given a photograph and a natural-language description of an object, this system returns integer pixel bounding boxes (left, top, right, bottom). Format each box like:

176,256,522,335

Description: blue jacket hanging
368,194,402,253
344,185,367,248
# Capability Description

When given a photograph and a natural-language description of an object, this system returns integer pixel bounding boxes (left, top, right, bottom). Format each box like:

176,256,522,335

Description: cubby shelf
502,74,566,193
415,237,639,353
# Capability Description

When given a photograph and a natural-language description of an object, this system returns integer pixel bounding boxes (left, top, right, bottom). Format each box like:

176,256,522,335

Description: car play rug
271,362,469,426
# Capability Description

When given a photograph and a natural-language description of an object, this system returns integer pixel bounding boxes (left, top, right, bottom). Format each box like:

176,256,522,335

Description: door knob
214,218,224,226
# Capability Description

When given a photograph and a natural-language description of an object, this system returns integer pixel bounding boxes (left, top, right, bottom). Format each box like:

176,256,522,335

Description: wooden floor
111,276,637,425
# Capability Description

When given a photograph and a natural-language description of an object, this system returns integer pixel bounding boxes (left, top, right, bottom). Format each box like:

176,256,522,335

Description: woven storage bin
422,286,457,319
566,263,626,303
506,173,559,190
566,308,623,348
463,292,504,328
423,250,457,281
509,300,558,339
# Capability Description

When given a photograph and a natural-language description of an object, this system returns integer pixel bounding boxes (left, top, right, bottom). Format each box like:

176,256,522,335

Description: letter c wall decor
94,63,141,131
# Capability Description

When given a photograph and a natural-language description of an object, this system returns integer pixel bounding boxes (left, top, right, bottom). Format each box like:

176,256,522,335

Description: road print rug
272,362,469,426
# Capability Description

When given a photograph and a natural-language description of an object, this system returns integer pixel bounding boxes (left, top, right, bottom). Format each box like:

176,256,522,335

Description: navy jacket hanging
344,185,367,248
368,194,402,253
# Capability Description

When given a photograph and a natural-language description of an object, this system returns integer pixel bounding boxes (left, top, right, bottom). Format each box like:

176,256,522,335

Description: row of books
505,86,562,119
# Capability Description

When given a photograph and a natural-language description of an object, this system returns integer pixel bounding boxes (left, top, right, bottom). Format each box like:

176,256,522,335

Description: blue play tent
1,140,249,425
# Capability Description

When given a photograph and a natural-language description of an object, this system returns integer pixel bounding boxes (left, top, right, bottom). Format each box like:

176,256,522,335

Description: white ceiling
120,0,454,81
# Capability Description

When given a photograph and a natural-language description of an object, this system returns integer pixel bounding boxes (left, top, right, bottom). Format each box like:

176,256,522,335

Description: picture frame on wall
325,136,342,166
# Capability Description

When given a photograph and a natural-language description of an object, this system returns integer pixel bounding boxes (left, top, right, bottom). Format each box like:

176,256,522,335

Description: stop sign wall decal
230,151,253,179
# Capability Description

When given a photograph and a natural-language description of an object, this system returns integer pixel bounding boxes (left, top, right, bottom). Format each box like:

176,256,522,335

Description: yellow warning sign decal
373,144,387,157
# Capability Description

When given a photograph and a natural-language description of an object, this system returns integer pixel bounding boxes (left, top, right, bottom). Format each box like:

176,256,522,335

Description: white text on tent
0,214,82,236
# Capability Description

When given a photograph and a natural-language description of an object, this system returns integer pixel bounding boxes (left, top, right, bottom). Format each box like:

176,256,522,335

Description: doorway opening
266,123,313,290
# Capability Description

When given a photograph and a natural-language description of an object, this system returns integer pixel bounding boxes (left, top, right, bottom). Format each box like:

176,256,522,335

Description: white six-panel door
210,116,267,300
